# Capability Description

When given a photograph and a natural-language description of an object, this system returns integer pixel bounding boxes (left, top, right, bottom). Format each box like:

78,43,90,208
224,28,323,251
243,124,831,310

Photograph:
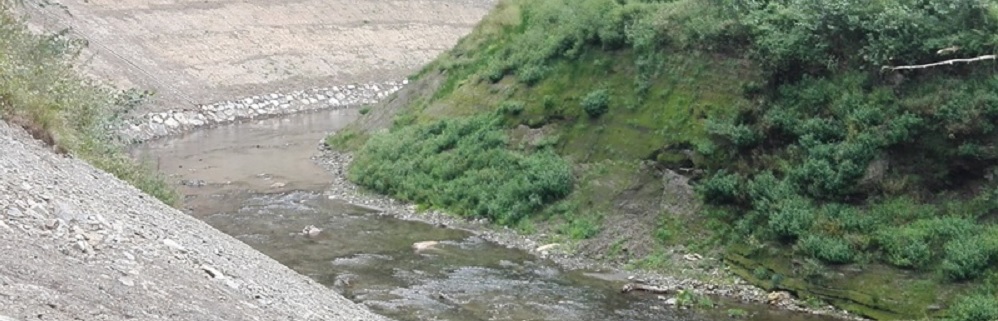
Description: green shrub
697,170,742,204
742,0,997,81
348,113,573,225
798,234,855,264
517,65,547,86
767,196,816,240
876,217,979,269
705,119,759,148
942,230,998,281
946,294,998,321
580,89,610,118
563,215,601,240
499,100,525,115
877,227,933,269
542,95,557,111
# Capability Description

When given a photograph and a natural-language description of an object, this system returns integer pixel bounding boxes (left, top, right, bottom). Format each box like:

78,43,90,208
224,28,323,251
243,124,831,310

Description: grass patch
324,127,369,152
0,1,178,205
348,111,573,225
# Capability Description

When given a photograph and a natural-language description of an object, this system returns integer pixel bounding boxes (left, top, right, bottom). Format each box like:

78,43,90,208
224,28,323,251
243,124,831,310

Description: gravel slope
0,120,390,321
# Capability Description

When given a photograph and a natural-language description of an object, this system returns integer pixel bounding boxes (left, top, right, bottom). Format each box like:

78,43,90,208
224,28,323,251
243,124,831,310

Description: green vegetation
348,111,573,225
726,308,749,318
330,0,998,318
0,0,178,205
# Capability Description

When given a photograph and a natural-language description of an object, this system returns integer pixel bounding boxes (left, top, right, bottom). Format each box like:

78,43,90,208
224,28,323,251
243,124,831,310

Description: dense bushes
480,0,740,88
942,227,998,281
347,112,573,225
946,293,998,321
692,1,998,307
350,0,998,317
742,0,997,81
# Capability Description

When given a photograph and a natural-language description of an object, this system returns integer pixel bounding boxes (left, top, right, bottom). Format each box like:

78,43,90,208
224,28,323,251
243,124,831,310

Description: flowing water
132,109,845,321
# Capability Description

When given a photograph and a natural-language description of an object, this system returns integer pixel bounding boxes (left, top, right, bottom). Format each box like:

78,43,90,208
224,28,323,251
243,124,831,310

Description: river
131,109,846,321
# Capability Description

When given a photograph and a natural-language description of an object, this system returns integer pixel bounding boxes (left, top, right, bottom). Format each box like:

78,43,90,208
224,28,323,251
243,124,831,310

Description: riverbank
0,120,393,321
313,149,868,320
117,81,405,144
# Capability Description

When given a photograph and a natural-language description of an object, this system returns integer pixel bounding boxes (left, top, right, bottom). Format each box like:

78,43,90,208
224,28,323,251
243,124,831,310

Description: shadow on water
132,109,848,321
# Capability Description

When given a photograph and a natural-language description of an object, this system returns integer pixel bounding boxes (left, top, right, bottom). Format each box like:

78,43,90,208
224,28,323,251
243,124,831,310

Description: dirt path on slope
18,0,493,116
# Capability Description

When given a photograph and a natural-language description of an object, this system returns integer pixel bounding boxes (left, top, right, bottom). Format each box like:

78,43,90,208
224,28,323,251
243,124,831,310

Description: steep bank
326,0,998,319
18,0,493,116
0,121,391,321
0,1,395,319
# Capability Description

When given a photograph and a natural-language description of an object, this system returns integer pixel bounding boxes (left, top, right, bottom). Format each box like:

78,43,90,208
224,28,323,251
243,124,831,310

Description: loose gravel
0,120,391,321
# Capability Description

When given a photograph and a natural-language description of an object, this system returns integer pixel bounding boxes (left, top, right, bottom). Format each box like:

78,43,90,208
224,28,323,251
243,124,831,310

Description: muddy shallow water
132,110,845,321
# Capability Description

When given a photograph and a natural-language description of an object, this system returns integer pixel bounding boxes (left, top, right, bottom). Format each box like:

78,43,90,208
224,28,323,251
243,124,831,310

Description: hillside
327,0,998,320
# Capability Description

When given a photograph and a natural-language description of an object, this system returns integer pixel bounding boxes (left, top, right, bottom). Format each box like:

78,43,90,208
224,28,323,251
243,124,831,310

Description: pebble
75,240,89,253
202,265,226,279
163,239,187,253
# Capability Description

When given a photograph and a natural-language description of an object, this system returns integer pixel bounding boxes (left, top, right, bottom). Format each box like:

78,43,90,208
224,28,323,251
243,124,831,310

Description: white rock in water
413,241,439,252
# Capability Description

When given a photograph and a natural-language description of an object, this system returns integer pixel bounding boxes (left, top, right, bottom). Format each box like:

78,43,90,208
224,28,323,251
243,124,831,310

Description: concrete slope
18,0,492,115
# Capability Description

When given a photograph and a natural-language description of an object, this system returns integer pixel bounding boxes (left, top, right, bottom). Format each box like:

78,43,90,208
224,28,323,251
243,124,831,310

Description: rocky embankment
0,121,390,321
314,151,867,320
119,80,406,143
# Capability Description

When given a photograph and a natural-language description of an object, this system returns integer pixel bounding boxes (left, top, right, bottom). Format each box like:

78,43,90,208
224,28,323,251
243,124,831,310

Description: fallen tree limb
882,55,997,71
621,283,676,294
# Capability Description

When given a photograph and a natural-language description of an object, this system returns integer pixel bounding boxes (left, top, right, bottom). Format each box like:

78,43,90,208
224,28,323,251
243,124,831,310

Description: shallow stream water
132,109,844,321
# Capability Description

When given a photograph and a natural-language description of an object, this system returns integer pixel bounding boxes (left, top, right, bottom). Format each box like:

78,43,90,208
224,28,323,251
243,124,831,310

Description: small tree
581,89,610,118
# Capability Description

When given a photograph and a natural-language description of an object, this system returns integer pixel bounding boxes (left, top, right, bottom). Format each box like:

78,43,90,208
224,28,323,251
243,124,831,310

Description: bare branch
882,55,997,71
936,46,960,55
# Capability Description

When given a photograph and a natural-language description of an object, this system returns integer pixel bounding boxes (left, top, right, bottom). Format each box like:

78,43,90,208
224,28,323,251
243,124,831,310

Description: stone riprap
118,80,407,143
